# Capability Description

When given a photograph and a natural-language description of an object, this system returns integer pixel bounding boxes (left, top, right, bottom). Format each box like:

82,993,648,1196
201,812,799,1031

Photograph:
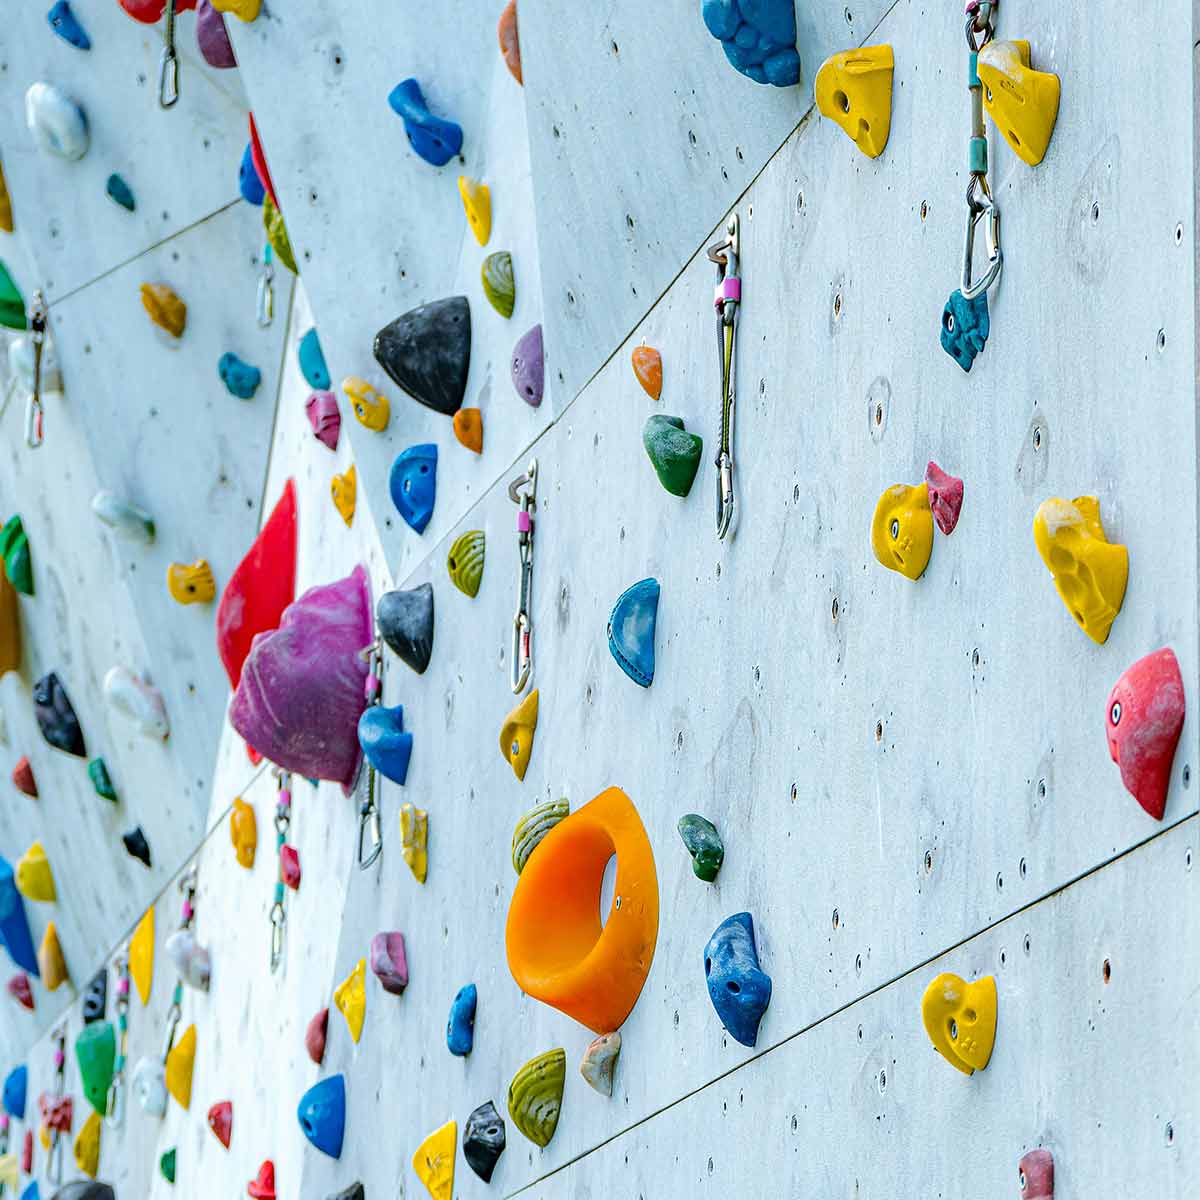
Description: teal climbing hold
643,415,702,497
298,328,330,391
105,174,135,211
387,78,463,167
941,289,990,372
607,578,659,688
219,352,262,399
88,758,117,802
0,516,33,596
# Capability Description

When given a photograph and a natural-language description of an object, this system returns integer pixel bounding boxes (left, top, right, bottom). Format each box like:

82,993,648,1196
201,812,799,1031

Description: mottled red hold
11,757,36,797
208,1099,233,1148
925,461,964,536
305,1007,329,1064
1018,1148,1053,1198
1106,647,1185,821
247,1159,276,1199
21,1129,31,1172
280,845,301,890
6,972,33,1010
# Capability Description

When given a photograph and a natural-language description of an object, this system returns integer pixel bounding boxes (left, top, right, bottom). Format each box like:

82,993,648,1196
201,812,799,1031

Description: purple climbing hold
196,0,237,68
511,324,543,408
369,932,408,996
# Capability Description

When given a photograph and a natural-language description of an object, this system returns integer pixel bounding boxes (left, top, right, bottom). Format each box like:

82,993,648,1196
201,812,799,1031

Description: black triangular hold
377,583,434,675
373,296,471,416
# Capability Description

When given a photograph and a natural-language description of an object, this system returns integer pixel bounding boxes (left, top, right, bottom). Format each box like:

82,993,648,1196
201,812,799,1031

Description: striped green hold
88,758,117,802
0,516,33,595
447,530,485,598
507,1048,566,1147
263,195,298,274
511,798,569,874
481,251,515,318
160,1147,176,1184
0,262,26,330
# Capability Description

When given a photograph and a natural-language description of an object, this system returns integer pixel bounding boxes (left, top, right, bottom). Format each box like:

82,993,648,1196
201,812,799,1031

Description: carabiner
256,244,275,328
105,1073,125,1129
357,777,383,870
269,902,286,971
960,175,1002,300
508,460,537,694
159,0,179,108
25,292,47,449
707,214,740,541
964,0,997,52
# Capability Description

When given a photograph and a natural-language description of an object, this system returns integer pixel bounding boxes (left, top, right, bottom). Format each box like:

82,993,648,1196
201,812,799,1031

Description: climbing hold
580,1032,621,1097
0,263,25,330
1019,1149,1054,1198
0,566,18,679
871,483,934,581
334,959,366,1041
941,289,990,372
447,984,476,1056
160,1147,176,1183
196,0,236,68
25,83,89,160
12,758,36,798
130,908,153,1004
211,0,259,22
0,857,38,974
34,672,85,757
453,408,483,454
510,324,544,407
447,530,485,598
387,79,464,167
643,414,703,497
631,345,663,400
511,798,568,874
82,968,106,1022
400,803,428,884
91,491,155,543
49,1183,114,1200
123,826,152,867
16,842,55,902
358,706,413,785
374,297,471,417
263,197,297,277
1106,647,1185,821
118,0,196,20
340,377,389,433
921,972,997,1074
377,584,434,675
140,283,186,339
7,973,33,1009
977,41,1059,167
924,461,964,536
507,1049,565,1148
280,844,300,889
389,445,438,534
701,0,800,86
73,1111,100,1178
48,3,91,50
369,933,408,996
331,466,357,528
239,143,265,206
329,1188,365,1200
506,787,658,1032
458,176,491,245
38,922,67,990
167,560,216,606
38,1089,72,1133
814,45,894,158
298,329,330,390
463,1103,506,1183
219,353,261,400
133,1057,165,1114
412,1120,455,1200
1033,496,1129,644
297,1075,345,1159
677,814,724,882
248,1161,276,1199
230,798,257,868
105,173,135,212
497,0,522,84
481,251,515,319
165,929,210,990
305,1008,328,1064
306,392,341,451
207,1100,233,1148
2,1067,26,1119
217,478,298,690
0,163,11,233
21,1128,32,1173
248,115,277,206
704,912,771,1047
75,1023,115,1115
499,688,538,781
0,516,32,596
104,667,169,740
608,578,660,687
0,1155,15,1193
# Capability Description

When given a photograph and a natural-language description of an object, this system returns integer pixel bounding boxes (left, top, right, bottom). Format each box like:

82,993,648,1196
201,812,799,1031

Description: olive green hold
508,1048,566,1148
0,516,32,595
263,195,298,275
88,758,117,802
643,415,703,498
0,262,26,331
481,251,515,319
75,1021,116,1115
447,530,485,598
511,798,569,874
160,1148,177,1184
677,813,723,882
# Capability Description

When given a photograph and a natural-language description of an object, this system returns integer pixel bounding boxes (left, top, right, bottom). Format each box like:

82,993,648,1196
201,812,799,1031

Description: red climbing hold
11,757,36,797
208,1100,233,1148
1018,1148,1053,1198
924,461,964,536
1106,647,1185,821
305,1007,328,1064
38,1094,72,1132
117,0,196,24
21,1130,31,1172
6,973,33,1010
280,845,301,890
247,1160,276,1199
248,115,278,208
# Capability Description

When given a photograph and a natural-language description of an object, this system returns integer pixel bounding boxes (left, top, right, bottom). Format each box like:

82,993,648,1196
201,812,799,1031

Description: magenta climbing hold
369,932,408,996
305,1008,328,1064
305,392,341,451
1018,1149,1053,1198
511,324,543,407
924,461,964,535
280,845,301,890
196,0,237,67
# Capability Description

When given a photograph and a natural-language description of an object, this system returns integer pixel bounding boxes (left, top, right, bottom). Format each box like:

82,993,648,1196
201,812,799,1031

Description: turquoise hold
940,289,990,373
105,173,135,212
446,982,476,1056
298,328,331,390
389,444,437,534
607,578,659,688
357,704,413,785
88,757,117,802
218,352,261,399
701,0,800,86
387,79,463,167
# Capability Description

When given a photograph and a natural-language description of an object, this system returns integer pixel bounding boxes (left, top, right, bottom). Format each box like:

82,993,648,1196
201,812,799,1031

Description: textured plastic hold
0,857,39,974
447,984,476,1056
123,826,152,867
511,324,544,407
400,803,428,884
160,1147,177,1183
334,959,366,1042
2,1066,26,1119
941,288,990,372
105,173,135,211
75,1024,115,1115
140,283,186,339
82,968,106,1022
507,1049,565,1147
247,1160,275,1199
390,445,438,534
459,176,491,245
165,929,210,990
924,461,964,536
1019,1149,1054,1198
977,41,1060,167
701,0,800,86
378,584,434,674
511,798,568,874
91,491,155,543
678,814,724,882
39,1091,72,1134
230,798,257,868
248,115,277,206
8,973,34,1009
0,516,32,596
1033,496,1128,644
118,0,196,21
369,934,408,996
0,567,17,679
104,667,169,740
48,3,90,49
331,466,356,528
130,908,153,1004
73,1111,101,1179
358,706,413,785
48,1183,115,1200
507,787,658,1033
211,0,259,21
38,922,67,990
196,0,236,68
580,1032,621,1097
340,377,390,433
631,345,663,400
297,1075,345,1159
608,578,659,688
239,143,265,206
299,329,331,390
1106,647,1185,821
643,414,703,497
447,531,485,598
0,1154,16,1191
0,163,11,233
498,0,522,83
387,79,464,167
482,252,515,318
21,1130,32,1174
871,483,934,581
207,1100,233,1148
15,843,55,902
219,352,261,400
25,84,89,161
12,757,37,797
263,196,297,274
705,912,771,1047
374,297,470,417
0,263,25,331
306,392,341,451
34,671,85,757
453,408,483,454
921,972,997,1075
412,1120,455,1200
305,1008,329,1064
280,844,300,889
167,560,216,606
815,45,894,158
329,1188,365,1200
499,689,538,781
463,1101,505,1182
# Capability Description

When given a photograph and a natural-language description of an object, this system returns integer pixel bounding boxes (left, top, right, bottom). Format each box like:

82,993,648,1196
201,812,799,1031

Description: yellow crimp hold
870,483,933,581
141,283,187,339
16,841,56,902
499,688,539,782
458,176,492,246
1033,496,1128,644
167,559,216,605
334,958,366,1044
921,972,997,1075
977,40,1060,167
73,1109,101,1178
130,906,154,1005
38,921,68,990
211,0,260,22
342,376,390,432
814,44,894,159
165,1023,196,1110
332,465,357,528
400,802,428,884
230,797,257,869
412,1119,456,1200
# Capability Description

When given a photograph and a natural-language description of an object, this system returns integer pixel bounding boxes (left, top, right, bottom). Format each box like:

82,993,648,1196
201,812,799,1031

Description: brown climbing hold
0,161,12,233
11,757,36,797
498,1,522,84
453,409,483,455
305,1007,328,1064
631,345,662,400
140,283,187,339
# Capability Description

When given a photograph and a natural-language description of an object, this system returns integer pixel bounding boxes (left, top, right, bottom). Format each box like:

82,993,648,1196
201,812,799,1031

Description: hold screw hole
832,908,840,931
831,597,839,622
924,849,933,874
874,721,883,743
996,871,1004,892
920,200,929,221
1103,958,1111,984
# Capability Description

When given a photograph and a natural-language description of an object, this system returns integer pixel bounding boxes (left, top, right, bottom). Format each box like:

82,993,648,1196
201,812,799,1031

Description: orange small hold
453,409,483,455
631,345,662,400
498,0,522,85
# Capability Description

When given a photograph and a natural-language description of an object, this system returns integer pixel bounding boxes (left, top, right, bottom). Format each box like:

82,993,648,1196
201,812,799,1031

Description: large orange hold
498,1,522,85
506,787,658,1034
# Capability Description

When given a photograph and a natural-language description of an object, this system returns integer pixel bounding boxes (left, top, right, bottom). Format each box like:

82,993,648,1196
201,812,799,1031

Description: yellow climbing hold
400,802,428,884
38,921,68,990
0,1151,18,1190
130,906,154,1005
16,841,56,902
499,688,539,782
412,1119,456,1200
870,483,933,581
141,283,187,339
167,559,216,605
447,530,485,598
814,44,894,159
458,176,492,246
0,161,12,234
1033,496,1128,645
230,797,257,869
334,958,366,1044
342,376,390,432
332,465,357,528
977,40,1060,167
507,1048,566,1147
73,1110,101,1178
921,972,997,1075
165,1023,196,1110
212,0,260,20
263,196,298,274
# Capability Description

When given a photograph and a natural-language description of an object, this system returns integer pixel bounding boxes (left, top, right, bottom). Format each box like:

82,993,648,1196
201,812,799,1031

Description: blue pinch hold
298,328,331,391
357,704,413,786
940,288,990,373
105,173,135,212
701,0,799,87
0,857,38,976
389,444,437,534
704,912,772,1048
239,142,265,207
446,983,477,1057
48,1,90,49
218,352,262,400
387,79,464,168
608,578,660,688
297,1074,345,1159
3,1064,27,1120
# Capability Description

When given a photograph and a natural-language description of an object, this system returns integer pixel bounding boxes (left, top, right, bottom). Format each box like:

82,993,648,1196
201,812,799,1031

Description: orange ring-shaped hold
505,786,658,1034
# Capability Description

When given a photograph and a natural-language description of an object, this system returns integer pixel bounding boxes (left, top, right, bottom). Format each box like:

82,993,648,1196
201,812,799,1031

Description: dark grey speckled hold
373,296,470,416
376,584,434,675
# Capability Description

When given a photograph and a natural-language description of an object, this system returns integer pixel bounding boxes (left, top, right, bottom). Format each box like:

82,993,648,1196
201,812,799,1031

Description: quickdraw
42,1025,68,1184
356,637,384,870
24,292,48,449
159,0,180,109
256,242,275,327
707,214,740,540
105,954,131,1128
269,767,295,971
508,460,537,694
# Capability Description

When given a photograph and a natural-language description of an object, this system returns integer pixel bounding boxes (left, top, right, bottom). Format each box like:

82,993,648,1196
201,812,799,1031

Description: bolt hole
920,200,929,221
924,849,933,874
874,721,883,743
832,908,840,931
1186,848,1193,870
999,948,1007,967
793,483,800,503
791,1115,798,1131
1023,934,1032,955
796,190,805,212
1183,764,1191,788
855,953,862,974
689,130,697,146
1019,857,1027,879
1175,223,1184,244
707,1157,714,1175
972,648,980,668
1091,201,1100,222
844,5,853,20
611,40,619,54
1165,1122,1175,1147
1103,958,1111,984
874,403,883,426
996,871,1004,892
877,1070,886,1093
1157,329,1167,352
831,597,839,622
1032,426,1042,450
1037,779,1047,799
715,561,722,579
833,293,843,319
790,782,798,802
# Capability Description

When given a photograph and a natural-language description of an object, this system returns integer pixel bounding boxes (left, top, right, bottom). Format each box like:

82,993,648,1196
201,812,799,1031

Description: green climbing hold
507,1048,566,1148
75,1021,116,1115
88,758,117,802
511,798,569,874
263,196,297,274
677,813,724,882
160,1148,177,1184
481,251,515,319
447,530,485,598
0,262,26,330
0,516,33,596
643,415,703,498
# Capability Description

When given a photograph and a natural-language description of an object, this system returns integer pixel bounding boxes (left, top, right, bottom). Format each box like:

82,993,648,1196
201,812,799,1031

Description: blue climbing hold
47,1,90,49
940,289,990,373
608,578,660,688
0,857,38,976
218,352,262,400
389,444,437,534
105,173,135,212
20,1183,38,1200
446,983,477,1057
298,328,331,391
704,912,772,1048
357,704,413,786
701,0,800,87
3,1064,27,1120
239,142,265,207
387,79,464,168
297,1074,345,1159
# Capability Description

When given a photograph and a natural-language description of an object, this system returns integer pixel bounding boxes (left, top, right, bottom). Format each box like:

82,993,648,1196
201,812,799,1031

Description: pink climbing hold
11,757,36,797
925,461,964,536
306,392,341,451
38,1094,72,1133
6,973,33,1010
369,931,409,995
1106,647,1185,822
305,1007,329,1064
280,845,301,890
1018,1148,1054,1197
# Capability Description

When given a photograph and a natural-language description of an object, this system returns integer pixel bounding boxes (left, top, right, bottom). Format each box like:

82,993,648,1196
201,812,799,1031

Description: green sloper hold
481,251,515,319
447,530,485,598
0,262,26,330
677,813,724,882
0,516,33,596
88,758,117,802
263,196,298,274
75,1021,116,1115
643,415,703,498
160,1148,176,1184
508,1048,566,1148
511,798,569,874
